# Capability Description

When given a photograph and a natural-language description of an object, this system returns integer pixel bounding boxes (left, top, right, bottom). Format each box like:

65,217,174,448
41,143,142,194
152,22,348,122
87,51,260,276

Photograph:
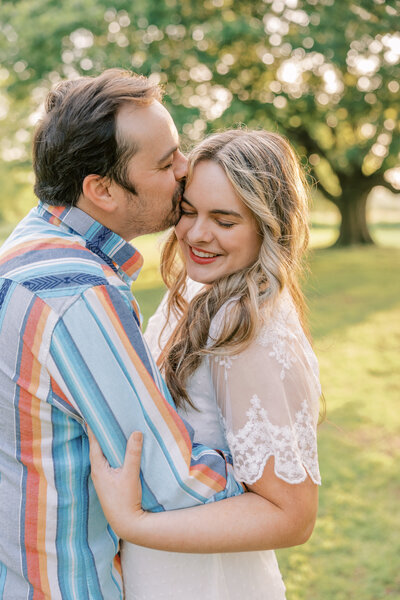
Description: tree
1,0,399,244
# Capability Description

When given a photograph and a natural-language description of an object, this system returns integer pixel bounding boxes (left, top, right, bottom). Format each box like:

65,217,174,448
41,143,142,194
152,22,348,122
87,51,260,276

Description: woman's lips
188,245,220,264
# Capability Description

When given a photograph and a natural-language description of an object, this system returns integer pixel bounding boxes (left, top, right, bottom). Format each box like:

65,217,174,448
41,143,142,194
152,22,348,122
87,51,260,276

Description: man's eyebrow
156,145,179,165
181,197,243,219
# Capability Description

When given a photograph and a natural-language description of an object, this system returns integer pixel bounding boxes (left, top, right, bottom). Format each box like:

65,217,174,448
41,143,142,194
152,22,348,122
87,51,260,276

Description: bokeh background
1,1,399,598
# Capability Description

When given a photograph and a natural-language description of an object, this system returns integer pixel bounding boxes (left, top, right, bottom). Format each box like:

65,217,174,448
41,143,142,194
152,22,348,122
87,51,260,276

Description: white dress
121,281,321,600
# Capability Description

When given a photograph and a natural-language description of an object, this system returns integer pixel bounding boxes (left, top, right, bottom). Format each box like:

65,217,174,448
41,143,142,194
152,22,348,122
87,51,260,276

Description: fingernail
131,431,143,443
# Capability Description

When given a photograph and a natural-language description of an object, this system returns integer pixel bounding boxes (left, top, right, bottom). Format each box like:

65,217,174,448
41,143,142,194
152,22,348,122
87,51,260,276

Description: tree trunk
333,185,374,247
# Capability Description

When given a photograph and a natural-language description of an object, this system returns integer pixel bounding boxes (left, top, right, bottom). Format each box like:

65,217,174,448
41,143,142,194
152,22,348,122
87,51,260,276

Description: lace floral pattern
219,395,321,485
210,290,321,486
213,355,237,381
267,332,298,380
257,293,302,380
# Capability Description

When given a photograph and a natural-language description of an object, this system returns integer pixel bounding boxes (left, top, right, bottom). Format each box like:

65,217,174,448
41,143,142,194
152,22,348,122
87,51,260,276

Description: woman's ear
81,174,118,213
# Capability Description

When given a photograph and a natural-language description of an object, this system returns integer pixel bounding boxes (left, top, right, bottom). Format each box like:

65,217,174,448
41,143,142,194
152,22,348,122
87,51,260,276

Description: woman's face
175,160,262,284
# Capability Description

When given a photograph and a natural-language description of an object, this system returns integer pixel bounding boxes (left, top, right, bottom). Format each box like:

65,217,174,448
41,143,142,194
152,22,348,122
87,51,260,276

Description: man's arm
46,284,243,511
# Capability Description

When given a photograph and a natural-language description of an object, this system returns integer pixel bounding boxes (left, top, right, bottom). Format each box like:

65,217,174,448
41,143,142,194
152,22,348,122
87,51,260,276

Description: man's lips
188,245,221,264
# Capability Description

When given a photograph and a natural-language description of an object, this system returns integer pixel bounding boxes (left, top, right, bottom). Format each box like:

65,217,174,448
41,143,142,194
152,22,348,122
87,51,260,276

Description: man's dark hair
33,69,163,206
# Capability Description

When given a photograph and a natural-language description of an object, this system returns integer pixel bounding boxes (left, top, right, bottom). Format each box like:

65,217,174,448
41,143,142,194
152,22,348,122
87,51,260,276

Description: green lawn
133,239,400,600
275,245,400,600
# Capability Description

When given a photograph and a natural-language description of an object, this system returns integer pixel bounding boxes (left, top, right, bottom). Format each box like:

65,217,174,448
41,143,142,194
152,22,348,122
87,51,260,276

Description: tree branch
314,179,340,205
373,177,399,195
286,127,332,165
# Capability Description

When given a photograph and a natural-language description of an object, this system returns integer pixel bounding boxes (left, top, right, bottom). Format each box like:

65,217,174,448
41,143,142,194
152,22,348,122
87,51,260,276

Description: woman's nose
187,219,213,244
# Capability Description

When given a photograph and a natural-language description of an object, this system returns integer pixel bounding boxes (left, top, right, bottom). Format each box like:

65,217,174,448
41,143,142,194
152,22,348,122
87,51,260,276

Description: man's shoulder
0,214,115,305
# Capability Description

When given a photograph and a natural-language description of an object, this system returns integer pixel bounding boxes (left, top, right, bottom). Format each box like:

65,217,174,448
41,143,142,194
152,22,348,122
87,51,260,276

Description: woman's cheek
175,217,191,241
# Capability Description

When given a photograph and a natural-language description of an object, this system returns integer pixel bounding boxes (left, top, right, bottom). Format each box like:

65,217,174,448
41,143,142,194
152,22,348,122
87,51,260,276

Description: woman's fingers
87,426,109,477
86,427,145,537
87,426,143,482
123,431,143,482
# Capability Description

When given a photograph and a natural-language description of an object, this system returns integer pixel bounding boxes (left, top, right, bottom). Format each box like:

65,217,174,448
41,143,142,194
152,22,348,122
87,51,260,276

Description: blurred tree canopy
0,0,399,244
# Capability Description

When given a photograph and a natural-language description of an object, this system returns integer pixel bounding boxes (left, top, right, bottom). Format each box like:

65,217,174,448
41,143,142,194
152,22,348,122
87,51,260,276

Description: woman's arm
88,429,318,553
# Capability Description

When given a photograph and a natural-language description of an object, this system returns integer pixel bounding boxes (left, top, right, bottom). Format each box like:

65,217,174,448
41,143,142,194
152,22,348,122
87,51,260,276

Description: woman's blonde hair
160,129,311,408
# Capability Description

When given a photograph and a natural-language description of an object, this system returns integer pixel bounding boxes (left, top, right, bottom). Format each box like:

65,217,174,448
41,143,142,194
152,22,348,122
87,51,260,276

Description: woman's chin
186,269,219,285
186,265,233,285
188,274,217,285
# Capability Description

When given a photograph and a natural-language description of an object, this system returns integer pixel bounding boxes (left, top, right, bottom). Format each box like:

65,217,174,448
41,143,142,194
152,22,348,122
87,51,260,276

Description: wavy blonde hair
160,129,311,408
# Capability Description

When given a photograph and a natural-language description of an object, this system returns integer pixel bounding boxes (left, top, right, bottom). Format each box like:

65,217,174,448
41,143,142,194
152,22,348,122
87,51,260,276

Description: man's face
110,101,188,240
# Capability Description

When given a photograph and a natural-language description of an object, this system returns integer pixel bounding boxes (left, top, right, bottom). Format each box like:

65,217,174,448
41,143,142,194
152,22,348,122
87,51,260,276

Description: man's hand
88,427,146,539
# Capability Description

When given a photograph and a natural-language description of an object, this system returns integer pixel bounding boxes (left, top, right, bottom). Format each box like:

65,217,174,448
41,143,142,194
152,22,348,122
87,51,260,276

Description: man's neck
76,196,128,240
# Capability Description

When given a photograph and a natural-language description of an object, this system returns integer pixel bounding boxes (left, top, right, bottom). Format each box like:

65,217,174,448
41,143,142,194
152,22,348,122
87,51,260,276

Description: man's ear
82,174,117,213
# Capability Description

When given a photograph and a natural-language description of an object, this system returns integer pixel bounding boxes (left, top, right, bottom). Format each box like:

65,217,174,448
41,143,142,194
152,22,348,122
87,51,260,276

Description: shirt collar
37,201,144,282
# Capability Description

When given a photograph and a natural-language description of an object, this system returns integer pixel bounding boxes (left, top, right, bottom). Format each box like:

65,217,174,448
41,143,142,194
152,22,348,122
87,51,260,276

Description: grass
275,245,400,600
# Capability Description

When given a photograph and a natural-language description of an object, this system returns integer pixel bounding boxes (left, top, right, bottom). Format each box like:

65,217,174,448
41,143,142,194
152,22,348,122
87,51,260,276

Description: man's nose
174,151,188,181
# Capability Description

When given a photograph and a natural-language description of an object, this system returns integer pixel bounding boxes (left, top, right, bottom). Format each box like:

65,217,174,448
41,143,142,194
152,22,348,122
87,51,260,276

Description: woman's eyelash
217,221,234,228
180,209,235,228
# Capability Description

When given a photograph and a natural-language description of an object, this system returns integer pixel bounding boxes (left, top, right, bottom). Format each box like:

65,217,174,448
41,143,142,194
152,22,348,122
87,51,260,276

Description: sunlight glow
360,123,376,139
69,29,94,49
278,61,302,84
384,168,400,190
0,94,9,120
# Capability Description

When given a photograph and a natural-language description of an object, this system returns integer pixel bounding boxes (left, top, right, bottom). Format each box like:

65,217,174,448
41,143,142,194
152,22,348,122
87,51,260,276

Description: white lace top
144,279,321,487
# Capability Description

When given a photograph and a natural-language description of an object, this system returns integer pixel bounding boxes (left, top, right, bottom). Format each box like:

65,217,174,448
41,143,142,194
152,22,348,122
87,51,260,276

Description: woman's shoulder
258,288,303,342
258,289,320,388
210,288,320,382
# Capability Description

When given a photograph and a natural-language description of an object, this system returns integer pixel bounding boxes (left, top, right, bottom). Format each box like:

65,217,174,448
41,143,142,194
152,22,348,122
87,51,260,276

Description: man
0,70,243,599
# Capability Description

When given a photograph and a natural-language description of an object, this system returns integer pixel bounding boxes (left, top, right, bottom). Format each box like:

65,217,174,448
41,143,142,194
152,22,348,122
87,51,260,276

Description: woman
89,129,322,600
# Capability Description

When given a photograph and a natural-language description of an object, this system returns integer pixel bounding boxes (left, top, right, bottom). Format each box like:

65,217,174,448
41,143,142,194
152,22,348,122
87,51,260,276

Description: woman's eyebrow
209,209,243,219
181,197,243,219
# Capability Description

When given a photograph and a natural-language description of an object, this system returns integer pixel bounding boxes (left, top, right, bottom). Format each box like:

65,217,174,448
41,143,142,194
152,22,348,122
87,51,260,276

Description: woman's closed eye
216,219,235,228
180,208,236,228
180,207,197,217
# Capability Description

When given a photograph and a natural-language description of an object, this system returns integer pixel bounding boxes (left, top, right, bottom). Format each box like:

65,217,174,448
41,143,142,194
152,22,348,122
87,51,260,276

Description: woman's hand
88,427,146,539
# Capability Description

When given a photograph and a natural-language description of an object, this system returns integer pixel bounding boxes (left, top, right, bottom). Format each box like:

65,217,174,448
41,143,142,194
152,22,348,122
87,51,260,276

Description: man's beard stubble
152,178,185,232
168,179,185,228
124,179,184,238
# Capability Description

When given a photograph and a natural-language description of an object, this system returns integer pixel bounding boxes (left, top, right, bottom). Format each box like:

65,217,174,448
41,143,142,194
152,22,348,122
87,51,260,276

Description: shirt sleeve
46,284,244,512
209,292,322,486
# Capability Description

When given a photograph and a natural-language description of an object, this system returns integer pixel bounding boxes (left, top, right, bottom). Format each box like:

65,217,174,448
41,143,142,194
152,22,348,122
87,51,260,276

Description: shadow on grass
305,246,400,339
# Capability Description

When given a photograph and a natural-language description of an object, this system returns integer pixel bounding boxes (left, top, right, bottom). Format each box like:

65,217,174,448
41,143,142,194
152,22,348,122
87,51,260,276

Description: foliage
0,0,399,241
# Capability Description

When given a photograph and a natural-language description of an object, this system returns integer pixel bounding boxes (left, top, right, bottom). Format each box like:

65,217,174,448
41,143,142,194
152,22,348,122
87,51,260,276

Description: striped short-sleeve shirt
0,202,243,599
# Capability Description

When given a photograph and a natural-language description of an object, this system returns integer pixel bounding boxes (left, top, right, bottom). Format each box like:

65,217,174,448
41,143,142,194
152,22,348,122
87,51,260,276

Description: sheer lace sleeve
209,290,321,486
